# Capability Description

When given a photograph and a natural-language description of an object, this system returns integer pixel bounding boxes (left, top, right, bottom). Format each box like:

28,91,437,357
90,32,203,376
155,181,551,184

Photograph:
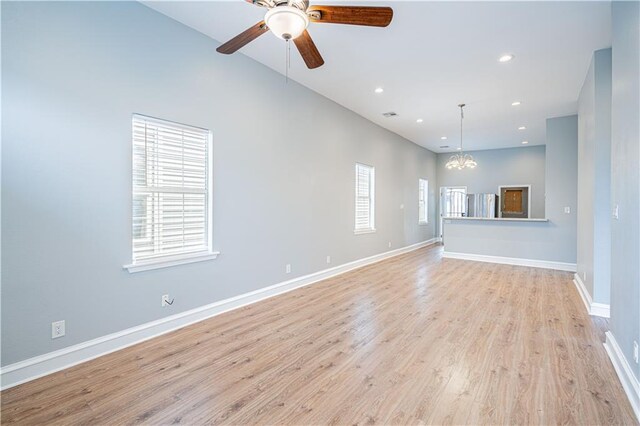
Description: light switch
564,206,571,214
613,204,619,220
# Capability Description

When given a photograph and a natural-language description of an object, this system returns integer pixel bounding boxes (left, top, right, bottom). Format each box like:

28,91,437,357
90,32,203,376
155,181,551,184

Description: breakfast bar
442,216,576,271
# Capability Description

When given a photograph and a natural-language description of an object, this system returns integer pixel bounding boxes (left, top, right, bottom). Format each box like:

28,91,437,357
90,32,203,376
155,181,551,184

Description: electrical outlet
285,264,291,274
51,320,65,339
613,204,619,220
634,341,638,364
388,242,392,248
564,206,571,214
326,255,331,264
400,204,404,210
161,294,173,307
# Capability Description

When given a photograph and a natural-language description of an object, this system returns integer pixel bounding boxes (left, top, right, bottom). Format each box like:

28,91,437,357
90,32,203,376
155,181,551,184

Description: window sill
419,221,429,225
354,228,376,235
123,251,220,273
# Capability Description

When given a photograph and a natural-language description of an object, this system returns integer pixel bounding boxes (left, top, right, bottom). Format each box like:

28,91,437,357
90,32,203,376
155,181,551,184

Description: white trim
206,130,214,263
442,251,576,272
572,273,611,318
439,185,467,239
130,114,214,264
444,217,548,222
132,113,208,132
354,162,375,233
354,228,376,235
604,331,640,422
498,184,532,218
418,178,428,225
123,251,220,273
590,303,610,318
1,238,440,390
573,273,593,312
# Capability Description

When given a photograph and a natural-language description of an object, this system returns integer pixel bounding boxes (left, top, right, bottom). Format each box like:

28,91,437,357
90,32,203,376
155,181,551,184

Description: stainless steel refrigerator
467,194,499,218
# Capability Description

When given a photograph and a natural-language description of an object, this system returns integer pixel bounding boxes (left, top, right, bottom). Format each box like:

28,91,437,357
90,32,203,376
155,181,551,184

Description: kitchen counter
441,216,576,271
443,217,548,222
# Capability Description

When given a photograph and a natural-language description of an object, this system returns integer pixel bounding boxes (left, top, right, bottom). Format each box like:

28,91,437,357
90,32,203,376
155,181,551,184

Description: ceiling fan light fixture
264,6,309,40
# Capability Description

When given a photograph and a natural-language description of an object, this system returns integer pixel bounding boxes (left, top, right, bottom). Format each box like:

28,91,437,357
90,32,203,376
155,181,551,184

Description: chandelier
445,103,477,170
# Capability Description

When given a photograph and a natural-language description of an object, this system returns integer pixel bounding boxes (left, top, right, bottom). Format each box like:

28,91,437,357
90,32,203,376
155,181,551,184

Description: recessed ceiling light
457,147,462,150
512,101,521,106
522,141,529,144
441,136,447,140
416,118,423,123
499,54,514,63
374,87,384,94
518,126,526,130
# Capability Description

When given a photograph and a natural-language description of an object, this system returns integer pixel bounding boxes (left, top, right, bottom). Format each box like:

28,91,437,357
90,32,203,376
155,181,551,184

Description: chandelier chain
460,104,464,151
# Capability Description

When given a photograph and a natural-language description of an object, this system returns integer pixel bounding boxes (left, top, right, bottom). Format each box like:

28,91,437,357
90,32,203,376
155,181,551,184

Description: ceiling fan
216,0,393,69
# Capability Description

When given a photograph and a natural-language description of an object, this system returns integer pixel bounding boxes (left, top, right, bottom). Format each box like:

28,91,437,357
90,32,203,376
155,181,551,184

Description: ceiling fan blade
216,21,269,54
308,6,393,27
293,30,325,69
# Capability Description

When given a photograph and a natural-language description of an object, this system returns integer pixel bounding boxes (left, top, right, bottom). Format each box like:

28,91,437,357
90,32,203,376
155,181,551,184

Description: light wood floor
2,244,637,425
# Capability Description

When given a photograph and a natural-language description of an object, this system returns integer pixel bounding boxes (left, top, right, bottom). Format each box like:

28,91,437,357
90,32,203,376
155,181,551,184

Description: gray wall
1,1,437,365
436,146,546,231
437,146,546,219
577,48,612,305
609,1,639,380
443,116,578,265
544,115,579,263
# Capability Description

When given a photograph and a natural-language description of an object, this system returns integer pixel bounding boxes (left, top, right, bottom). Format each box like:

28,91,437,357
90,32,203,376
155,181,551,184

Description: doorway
439,186,467,239
498,185,531,218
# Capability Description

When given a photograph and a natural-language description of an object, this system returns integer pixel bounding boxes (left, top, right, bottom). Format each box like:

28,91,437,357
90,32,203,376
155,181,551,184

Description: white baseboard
573,273,610,318
590,302,611,318
442,251,577,272
604,331,640,422
573,273,593,312
0,238,439,391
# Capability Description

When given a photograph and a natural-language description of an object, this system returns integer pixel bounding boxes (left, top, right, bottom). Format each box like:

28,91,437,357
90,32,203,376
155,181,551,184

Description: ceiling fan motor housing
273,0,309,11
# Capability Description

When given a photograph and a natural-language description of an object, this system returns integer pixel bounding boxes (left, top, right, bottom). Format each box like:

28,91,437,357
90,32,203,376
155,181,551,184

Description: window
419,178,429,224
126,115,216,272
355,163,375,234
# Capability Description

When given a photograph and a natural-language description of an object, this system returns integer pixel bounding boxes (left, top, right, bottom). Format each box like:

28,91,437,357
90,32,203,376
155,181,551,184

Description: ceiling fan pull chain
285,39,291,83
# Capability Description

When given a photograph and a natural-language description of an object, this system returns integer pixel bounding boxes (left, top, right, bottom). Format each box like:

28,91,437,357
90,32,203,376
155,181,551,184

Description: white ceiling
142,0,611,153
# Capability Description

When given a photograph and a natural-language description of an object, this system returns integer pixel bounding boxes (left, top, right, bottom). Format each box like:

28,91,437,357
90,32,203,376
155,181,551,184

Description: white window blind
355,163,375,233
419,178,429,224
131,115,212,263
